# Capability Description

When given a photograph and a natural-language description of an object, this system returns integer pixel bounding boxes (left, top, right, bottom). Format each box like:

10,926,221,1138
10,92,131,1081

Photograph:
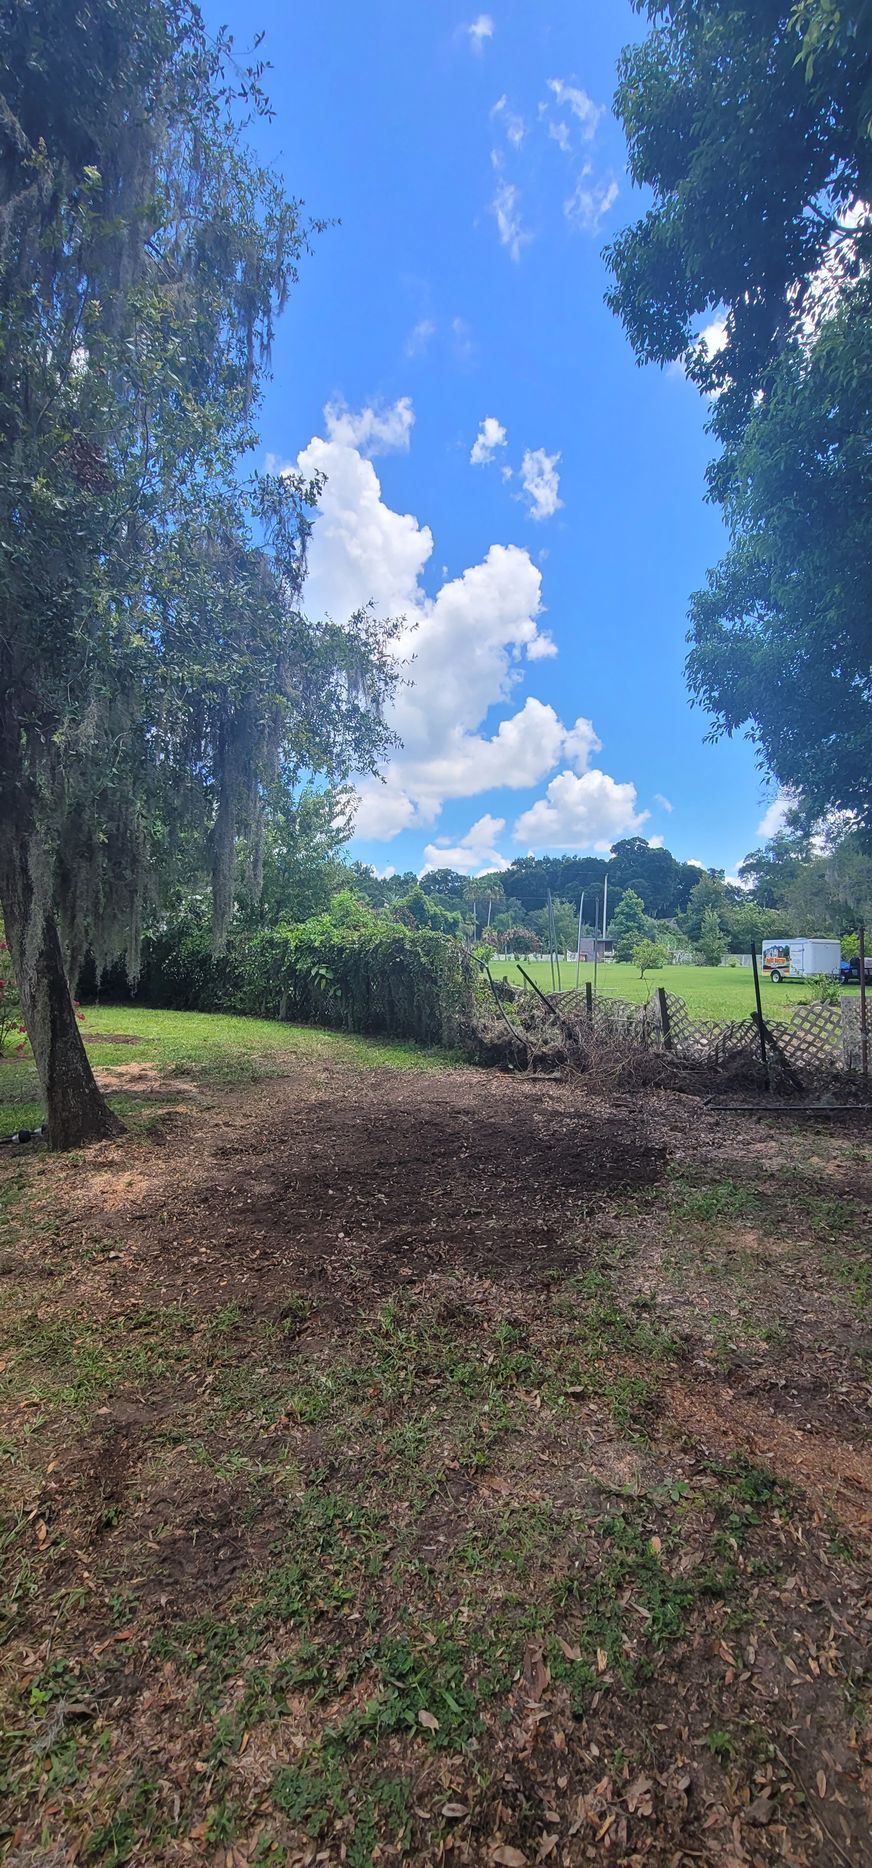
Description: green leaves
607,1,872,834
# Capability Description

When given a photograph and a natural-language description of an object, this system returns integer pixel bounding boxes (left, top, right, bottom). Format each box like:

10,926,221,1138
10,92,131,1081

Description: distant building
573,937,615,963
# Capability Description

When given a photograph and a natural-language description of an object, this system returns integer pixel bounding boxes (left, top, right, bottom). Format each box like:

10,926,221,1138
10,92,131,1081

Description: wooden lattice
538,984,854,1082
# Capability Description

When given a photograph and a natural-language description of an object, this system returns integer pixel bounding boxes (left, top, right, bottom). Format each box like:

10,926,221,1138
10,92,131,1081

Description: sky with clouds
207,0,786,879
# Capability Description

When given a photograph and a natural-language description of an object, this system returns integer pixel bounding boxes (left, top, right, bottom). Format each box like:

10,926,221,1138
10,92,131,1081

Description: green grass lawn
0,1005,454,1138
487,956,853,1021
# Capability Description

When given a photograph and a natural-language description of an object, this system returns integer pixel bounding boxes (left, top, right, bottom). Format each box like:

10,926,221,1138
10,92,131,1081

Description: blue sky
209,0,786,879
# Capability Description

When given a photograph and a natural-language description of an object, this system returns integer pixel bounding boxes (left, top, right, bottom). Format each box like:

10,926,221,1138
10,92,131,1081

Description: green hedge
86,907,476,1049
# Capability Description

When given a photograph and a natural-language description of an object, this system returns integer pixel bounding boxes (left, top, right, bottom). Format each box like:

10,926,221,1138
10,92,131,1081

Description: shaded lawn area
0,1004,454,1136
487,958,857,1023
0,1019,870,1865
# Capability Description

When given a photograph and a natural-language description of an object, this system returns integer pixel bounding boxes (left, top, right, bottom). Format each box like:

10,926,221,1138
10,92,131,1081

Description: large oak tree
0,0,397,1146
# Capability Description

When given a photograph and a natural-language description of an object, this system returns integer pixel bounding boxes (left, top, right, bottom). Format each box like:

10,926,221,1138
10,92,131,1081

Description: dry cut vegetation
0,1026,870,1867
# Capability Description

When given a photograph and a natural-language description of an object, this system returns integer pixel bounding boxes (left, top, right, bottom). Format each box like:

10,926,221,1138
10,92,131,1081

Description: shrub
632,939,669,979
81,904,476,1049
696,907,727,967
504,927,541,954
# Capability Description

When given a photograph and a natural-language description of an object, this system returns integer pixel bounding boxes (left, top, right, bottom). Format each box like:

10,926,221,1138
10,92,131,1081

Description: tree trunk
0,822,124,1150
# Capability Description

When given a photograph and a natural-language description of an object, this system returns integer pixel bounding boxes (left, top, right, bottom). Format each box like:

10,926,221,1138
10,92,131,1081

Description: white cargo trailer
761,938,841,983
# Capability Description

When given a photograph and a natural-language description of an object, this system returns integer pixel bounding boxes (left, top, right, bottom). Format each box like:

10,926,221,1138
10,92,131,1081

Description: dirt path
1,1057,870,1866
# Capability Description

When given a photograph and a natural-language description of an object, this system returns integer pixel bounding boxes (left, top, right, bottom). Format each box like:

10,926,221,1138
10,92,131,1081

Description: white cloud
422,813,509,876
699,318,728,359
687,859,706,869
546,78,604,140
548,120,572,155
564,168,619,234
514,770,648,851
525,631,557,660
491,94,525,148
756,794,793,840
324,396,414,455
405,319,436,358
654,792,673,813
492,177,531,261
797,198,871,341
293,400,642,854
373,865,396,881
466,13,494,51
520,447,562,521
669,313,731,387
295,403,577,839
470,415,508,465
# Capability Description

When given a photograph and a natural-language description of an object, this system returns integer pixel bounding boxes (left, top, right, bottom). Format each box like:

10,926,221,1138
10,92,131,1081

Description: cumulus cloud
757,794,793,840
291,399,643,854
470,415,508,465
324,397,414,455
546,77,604,140
699,318,728,359
520,448,562,521
515,769,648,851
294,400,581,840
564,168,619,234
422,813,510,876
466,13,494,51
492,175,531,261
525,631,557,660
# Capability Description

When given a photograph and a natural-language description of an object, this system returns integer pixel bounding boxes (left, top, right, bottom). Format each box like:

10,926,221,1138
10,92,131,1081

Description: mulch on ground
0,1055,870,1867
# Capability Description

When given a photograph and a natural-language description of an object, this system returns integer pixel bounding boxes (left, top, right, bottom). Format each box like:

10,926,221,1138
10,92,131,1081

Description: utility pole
575,890,585,990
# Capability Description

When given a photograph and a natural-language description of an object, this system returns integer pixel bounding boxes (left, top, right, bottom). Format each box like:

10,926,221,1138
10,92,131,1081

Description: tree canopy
607,0,872,833
0,0,398,1144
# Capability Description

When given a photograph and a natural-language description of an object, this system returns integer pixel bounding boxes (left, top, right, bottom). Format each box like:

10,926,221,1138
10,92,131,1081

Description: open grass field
1,1009,870,1865
487,958,857,1022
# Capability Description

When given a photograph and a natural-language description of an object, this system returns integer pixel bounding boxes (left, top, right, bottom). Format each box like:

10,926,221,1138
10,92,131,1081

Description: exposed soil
1,1053,870,1868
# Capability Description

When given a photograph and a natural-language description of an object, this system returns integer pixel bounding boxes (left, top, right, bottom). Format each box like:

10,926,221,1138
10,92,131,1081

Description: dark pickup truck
840,957,872,983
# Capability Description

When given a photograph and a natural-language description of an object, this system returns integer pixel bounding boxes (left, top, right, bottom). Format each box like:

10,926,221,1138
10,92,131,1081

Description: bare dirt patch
1,1055,870,1867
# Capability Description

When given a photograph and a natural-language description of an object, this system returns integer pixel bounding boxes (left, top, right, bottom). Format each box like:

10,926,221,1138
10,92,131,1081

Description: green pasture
487,956,854,1022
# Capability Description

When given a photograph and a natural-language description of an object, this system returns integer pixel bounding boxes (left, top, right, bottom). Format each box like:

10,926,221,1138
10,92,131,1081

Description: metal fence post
657,986,672,1052
751,948,771,1091
859,924,868,1089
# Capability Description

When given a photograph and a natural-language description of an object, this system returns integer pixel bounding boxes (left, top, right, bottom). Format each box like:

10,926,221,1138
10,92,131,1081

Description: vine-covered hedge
84,906,476,1049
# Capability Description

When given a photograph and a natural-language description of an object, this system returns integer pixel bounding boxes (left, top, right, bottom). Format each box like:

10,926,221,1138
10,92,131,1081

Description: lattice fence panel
771,1001,842,1076
659,993,759,1067
529,984,859,1084
840,998,868,1074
